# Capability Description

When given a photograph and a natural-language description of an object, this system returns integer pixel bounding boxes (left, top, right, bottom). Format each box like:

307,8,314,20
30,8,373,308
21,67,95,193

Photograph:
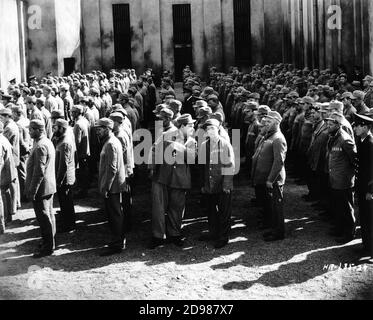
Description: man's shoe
148,237,165,249
214,239,228,249
169,236,184,247
99,247,122,256
33,250,53,258
264,234,284,242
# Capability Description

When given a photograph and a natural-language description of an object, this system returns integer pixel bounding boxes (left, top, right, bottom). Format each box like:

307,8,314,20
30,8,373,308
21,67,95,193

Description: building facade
1,0,373,88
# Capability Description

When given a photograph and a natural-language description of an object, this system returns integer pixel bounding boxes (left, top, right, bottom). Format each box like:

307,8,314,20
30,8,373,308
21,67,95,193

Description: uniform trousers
358,193,373,256
121,181,133,233
330,188,356,239
77,158,90,192
264,184,285,237
0,194,4,234
18,155,28,201
104,193,126,249
57,184,75,230
151,182,186,239
33,195,56,252
205,192,232,242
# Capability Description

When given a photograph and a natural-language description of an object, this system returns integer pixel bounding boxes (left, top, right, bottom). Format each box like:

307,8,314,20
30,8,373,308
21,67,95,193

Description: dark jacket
25,135,56,198
200,136,235,194
326,128,357,190
252,128,287,186
55,134,76,186
151,129,196,190
307,121,329,172
356,133,373,194
98,133,126,195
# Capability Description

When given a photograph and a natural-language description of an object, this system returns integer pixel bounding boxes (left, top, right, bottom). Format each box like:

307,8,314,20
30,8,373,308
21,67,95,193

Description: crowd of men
0,62,372,264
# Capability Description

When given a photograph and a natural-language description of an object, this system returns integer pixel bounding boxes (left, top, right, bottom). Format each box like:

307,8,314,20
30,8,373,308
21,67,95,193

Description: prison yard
1,166,372,300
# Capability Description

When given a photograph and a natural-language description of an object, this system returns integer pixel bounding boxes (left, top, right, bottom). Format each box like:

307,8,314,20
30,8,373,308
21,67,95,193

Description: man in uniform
0,107,20,216
0,122,17,232
25,120,56,258
71,105,90,198
149,113,197,249
251,111,287,241
53,119,76,233
325,112,357,244
353,113,373,264
351,90,370,115
95,118,126,256
12,105,31,203
199,119,235,249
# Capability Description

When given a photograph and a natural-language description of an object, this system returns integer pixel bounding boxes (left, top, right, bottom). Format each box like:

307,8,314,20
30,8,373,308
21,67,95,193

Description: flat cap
341,92,354,99
363,75,373,82
206,94,219,102
243,101,259,110
0,108,12,116
210,112,223,124
30,119,45,129
54,119,69,129
51,110,64,119
71,105,83,113
157,108,174,119
352,90,365,100
109,112,124,121
95,118,114,130
264,110,282,123
177,113,196,126
325,112,344,124
197,106,212,118
202,118,220,129
168,99,182,112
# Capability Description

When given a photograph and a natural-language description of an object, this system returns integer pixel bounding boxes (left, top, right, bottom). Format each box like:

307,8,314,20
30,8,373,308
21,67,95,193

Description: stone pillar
202,0,223,74
27,0,58,77
221,0,234,72
55,0,82,75
250,0,265,65
141,0,162,78
369,0,373,75
0,0,23,88
81,0,102,73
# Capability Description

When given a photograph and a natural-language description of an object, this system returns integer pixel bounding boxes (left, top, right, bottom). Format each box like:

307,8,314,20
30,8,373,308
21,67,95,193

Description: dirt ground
0,162,372,300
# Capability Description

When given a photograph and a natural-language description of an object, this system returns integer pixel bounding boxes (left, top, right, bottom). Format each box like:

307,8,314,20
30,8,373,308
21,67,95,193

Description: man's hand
104,191,109,199
222,188,231,194
266,181,273,189
201,187,206,194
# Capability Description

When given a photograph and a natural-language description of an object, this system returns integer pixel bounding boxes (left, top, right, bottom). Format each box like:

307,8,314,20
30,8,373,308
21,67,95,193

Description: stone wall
2,0,373,88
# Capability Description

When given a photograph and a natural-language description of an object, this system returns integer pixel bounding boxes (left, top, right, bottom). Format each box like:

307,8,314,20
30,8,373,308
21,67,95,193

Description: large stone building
1,0,373,88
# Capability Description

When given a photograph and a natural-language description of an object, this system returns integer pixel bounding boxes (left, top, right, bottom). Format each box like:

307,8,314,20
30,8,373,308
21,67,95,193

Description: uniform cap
94,118,114,130
29,119,45,130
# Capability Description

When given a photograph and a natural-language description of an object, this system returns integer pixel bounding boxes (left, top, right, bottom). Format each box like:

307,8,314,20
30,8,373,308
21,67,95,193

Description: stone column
141,0,162,78
369,0,373,75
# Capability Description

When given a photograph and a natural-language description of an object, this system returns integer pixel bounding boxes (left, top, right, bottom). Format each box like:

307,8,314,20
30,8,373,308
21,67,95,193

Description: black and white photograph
0,0,373,305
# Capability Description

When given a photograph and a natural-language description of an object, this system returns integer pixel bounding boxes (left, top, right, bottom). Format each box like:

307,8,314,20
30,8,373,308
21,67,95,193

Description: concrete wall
0,0,22,90
27,0,58,77
55,0,82,75
282,0,370,75
3,0,373,84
